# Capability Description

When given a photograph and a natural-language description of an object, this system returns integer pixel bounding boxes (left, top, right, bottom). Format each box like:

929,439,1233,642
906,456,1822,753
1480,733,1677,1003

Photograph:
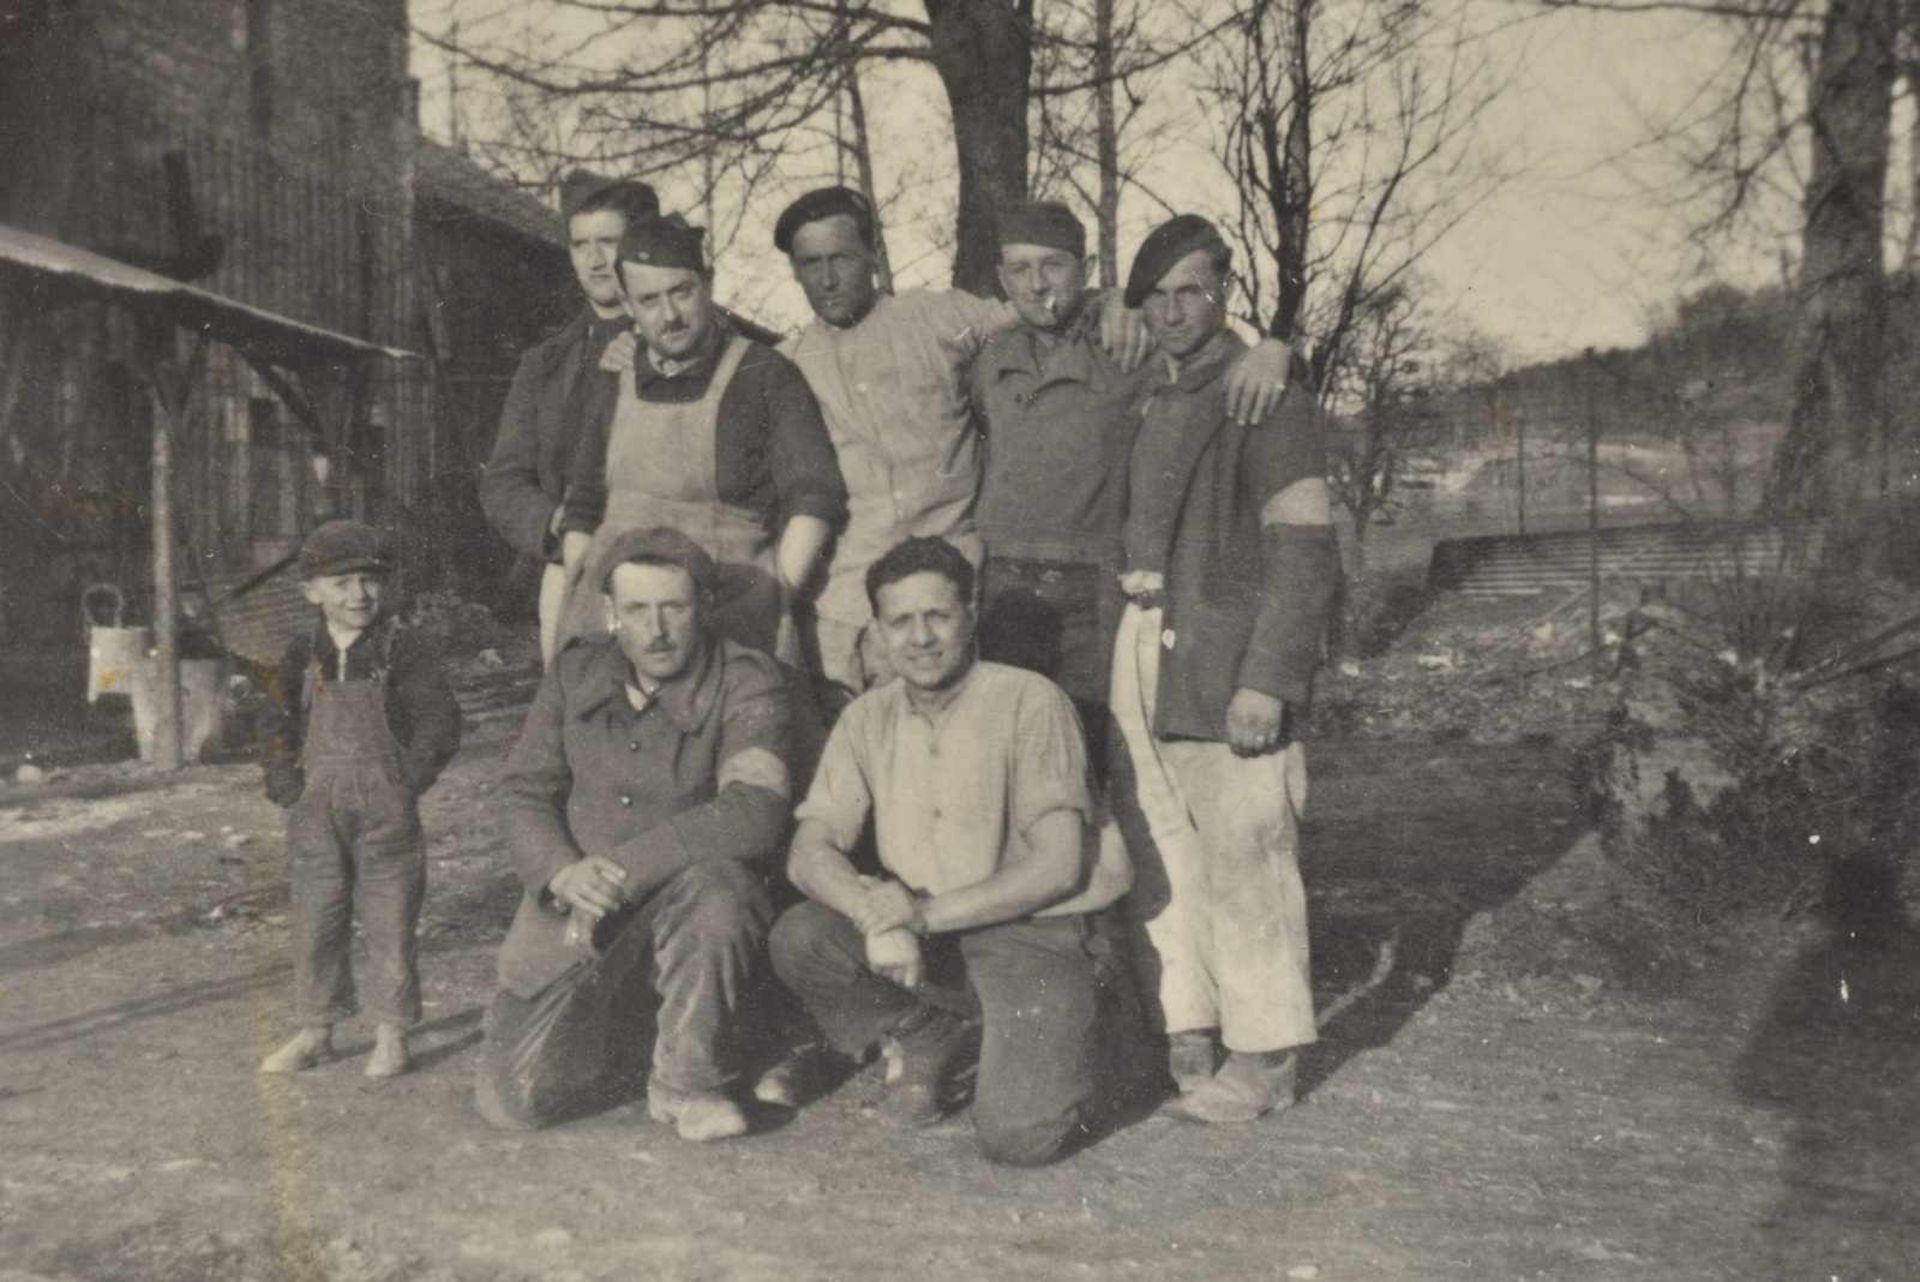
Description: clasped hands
548,855,628,952
854,876,926,991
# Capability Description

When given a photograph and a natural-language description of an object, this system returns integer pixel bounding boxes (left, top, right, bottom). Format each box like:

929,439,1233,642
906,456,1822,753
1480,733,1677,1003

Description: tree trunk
844,61,895,292
924,0,1033,295
1769,0,1899,512
1094,0,1119,289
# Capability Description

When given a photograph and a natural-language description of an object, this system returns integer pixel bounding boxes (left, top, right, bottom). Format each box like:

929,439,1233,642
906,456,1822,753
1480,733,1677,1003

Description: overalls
556,336,792,659
287,629,425,1029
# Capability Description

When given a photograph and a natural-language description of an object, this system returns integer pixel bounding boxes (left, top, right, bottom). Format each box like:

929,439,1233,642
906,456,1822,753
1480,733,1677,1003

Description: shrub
1583,501,1920,925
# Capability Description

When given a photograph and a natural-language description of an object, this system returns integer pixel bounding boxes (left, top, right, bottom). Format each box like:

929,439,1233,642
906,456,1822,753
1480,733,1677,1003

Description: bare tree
1326,281,1444,575
1539,0,1912,512
1200,0,1511,401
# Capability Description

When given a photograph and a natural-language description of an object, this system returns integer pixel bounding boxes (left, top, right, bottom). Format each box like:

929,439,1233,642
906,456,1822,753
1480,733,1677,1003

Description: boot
648,1084,750,1143
259,1026,332,1074
1164,1049,1296,1124
879,1007,972,1129
1167,1030,1218,1095
363,1023,411,1079
750,1043,863,1109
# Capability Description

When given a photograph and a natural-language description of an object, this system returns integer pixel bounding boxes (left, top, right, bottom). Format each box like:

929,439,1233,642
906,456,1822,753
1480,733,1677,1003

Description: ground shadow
1293,737,1585,1099
1733,858,1920,1279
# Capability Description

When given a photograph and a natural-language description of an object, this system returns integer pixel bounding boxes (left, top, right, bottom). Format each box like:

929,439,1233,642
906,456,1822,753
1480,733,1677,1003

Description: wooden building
0,0,571,648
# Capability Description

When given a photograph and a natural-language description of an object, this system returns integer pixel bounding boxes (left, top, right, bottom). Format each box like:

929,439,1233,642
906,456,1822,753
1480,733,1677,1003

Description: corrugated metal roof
0,221,418,363
414,142,564,249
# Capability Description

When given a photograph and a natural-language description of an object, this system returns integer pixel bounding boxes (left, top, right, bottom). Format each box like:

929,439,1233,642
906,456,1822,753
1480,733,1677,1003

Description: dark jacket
495,633,795,996
262,615,463,805
1125,333,1341,741
481,310,802,562
561,323,848,537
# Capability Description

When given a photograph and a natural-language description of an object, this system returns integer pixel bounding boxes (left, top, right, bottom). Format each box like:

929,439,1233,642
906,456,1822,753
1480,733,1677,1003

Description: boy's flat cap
298,520,392,579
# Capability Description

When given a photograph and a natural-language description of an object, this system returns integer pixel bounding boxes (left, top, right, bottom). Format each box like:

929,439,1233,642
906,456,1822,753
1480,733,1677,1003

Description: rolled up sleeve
793,707,873,855
1007,684,1093,836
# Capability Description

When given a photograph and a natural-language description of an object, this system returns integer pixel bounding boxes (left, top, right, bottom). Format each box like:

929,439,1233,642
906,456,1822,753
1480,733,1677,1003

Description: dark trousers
768,900,1102,1166
288,762,424,1028
978,557,1118,779
475,861,771,1130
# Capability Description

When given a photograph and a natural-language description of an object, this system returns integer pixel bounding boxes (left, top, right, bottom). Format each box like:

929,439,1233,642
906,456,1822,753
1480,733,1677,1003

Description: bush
1583,501,1920,926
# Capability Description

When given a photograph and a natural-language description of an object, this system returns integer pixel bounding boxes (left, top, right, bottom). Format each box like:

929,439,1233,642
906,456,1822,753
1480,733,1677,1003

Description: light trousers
1111,603,1316,1053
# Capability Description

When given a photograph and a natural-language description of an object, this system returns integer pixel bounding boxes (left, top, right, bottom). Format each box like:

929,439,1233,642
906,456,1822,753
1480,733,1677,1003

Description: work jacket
479,309,606,562
494,633,795,996
1125,333,1341,741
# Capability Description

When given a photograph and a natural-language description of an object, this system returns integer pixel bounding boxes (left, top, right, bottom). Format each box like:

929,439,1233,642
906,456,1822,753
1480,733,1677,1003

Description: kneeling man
769,536,1128,1167
476,527,794,1142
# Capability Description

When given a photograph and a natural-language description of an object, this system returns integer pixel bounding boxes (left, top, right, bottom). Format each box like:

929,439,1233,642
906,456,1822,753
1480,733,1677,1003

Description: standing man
475,528,796,1142
553,213,845,661
480,172,658,665
972,201,1289,766
768,537,1131,1167
1111,215,1340,1125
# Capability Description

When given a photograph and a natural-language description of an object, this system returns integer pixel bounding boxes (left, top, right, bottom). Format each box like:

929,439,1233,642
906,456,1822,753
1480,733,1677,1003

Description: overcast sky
411,2,1811,364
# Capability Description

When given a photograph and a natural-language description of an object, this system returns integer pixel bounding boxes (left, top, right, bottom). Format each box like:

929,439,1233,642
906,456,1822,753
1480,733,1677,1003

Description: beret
598,526,719,596
997,200,1085,257
298,520,391,580
1124,213,1231,308
617,214,707,275
773,185,875,254
561,169,660,223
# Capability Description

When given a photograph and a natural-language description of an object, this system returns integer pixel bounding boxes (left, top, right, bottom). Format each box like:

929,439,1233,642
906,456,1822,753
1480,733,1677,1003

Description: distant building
0,0,570,646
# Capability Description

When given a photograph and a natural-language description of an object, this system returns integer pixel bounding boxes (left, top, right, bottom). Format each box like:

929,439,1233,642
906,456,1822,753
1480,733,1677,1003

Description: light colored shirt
796,660,1107,915
779,289,1013,624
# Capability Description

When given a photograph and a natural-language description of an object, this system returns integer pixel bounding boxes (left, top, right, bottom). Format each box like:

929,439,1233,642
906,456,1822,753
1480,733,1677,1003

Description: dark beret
617,214,707,276
773,185,875,254
598,526,718,597
561,169,660,224
998,201,1085,257
1124,214,1231,309
298,520,391,580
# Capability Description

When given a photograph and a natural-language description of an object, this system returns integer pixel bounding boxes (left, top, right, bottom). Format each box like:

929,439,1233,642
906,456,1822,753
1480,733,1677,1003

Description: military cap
1124,213,1232,309
560,169,661,224
297,520,392,580
615,214,707,275
773,185,875,254
998,200,1086,257
599,526,719,597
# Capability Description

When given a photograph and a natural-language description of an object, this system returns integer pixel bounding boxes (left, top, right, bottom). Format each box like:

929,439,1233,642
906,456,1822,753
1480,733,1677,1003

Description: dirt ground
3,701,1917,1280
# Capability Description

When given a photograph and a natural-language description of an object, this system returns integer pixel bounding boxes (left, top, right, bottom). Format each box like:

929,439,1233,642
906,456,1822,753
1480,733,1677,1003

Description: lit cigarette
1042,293,1058,319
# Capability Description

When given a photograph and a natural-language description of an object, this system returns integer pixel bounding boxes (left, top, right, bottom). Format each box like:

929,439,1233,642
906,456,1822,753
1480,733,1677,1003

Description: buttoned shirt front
779,290,1013,624
971,305,1152,567
797,660,1116,915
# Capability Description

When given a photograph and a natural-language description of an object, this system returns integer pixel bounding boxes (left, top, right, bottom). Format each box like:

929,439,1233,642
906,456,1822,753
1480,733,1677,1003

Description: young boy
259,520,462,1078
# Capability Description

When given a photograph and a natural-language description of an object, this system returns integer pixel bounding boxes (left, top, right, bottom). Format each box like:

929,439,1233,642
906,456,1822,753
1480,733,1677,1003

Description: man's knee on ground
472,1054,550,1132
974,1111,1081,1168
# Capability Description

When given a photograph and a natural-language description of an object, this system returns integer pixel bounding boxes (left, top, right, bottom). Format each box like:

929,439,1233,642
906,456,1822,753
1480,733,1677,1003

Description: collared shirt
563,322,847,534
796,660,1100,913
971,298,1152,567
500,634,795,899
779,289,1014,623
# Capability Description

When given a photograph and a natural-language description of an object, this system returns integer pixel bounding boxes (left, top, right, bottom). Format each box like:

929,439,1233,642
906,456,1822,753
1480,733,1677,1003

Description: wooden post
1586,348,1602,676
148,363,183,771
